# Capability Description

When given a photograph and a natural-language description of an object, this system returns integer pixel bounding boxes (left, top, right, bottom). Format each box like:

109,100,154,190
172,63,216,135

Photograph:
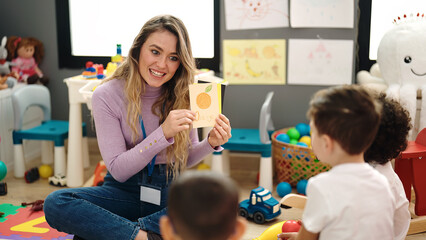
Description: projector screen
55,0,220,71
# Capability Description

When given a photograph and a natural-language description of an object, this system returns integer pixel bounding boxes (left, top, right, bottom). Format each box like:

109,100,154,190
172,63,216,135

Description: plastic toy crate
78,80,102,110
272,128,331,187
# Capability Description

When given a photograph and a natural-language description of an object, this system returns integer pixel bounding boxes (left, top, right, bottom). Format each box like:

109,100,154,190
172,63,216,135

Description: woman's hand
208,114,232,148
161,110,196,139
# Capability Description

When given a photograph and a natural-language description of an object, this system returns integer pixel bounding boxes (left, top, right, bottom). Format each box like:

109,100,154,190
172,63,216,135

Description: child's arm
277,224,319,240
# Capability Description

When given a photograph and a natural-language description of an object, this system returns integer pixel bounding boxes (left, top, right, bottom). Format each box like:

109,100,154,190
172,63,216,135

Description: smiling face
138,30,181,88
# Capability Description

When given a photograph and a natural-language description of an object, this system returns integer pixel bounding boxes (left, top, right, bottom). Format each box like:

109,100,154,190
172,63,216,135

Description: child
279,85,395,240
160,171,247,240
364,93,411,240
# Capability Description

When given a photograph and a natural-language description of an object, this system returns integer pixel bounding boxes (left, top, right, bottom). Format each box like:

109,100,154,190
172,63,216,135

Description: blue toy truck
239,186,281,224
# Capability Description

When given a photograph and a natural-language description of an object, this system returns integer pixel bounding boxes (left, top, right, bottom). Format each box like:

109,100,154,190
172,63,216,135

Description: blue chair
212,92,275,191
12,85,86,178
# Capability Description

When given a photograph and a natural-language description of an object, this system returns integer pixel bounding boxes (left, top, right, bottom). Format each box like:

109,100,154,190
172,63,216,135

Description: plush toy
0,36,17,90
6,36,48,85
357,14,426,139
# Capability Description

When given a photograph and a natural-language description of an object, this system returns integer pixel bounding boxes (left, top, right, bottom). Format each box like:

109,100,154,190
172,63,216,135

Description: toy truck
239,186,281,224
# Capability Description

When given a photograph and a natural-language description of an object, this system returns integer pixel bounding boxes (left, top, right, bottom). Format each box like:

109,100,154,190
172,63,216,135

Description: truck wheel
253,212,265,224
239,208,248,218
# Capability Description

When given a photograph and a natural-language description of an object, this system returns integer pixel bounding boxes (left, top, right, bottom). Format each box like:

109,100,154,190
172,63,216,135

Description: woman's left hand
208,114,232,148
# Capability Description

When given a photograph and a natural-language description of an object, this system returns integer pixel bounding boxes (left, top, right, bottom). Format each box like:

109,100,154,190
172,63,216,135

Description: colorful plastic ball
289,139,298,145
0,161,7,181
276,133,290,143
296,142,308,147
299,136,311,147
286,128,300,140
277,181,292,197
282,220,302,233
297,179,308,195
295,123,310,136
38,164,53,178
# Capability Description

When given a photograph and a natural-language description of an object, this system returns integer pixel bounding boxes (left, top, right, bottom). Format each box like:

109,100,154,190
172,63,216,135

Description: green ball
0,161,7,181
290,139,299,145
287,127,301,140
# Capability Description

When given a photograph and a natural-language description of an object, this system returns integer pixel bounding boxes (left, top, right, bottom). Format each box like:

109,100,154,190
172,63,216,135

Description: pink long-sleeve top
91,78,220,182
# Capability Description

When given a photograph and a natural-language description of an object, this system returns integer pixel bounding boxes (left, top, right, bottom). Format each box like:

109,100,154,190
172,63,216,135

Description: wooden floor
0,138,425,240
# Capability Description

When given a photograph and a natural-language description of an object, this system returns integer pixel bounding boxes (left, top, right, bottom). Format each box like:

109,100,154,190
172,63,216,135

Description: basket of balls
272,123,331,187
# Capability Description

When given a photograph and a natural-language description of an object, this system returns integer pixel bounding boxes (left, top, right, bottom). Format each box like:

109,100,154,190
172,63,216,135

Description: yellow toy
253,221,286,240
38,164,53,178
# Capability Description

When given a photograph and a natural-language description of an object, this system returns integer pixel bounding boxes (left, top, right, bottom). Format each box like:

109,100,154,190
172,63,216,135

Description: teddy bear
6,36,48,85
0,36,18,90
357,14,426,139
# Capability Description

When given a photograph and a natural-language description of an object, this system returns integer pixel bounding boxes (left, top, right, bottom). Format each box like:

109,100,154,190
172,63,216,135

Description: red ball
282,220,301,233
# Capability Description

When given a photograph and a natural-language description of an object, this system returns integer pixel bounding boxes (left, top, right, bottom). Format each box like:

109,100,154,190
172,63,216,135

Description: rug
0,203,73,240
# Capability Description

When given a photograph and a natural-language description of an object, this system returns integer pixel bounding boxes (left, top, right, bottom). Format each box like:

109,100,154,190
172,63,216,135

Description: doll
6,36,48,85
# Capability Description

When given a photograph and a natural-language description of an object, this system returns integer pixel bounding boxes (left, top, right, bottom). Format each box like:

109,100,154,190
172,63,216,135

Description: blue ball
277,181,292,197
276,133,290,143
297,179,308,195
295,123,310,137
296,142,308,147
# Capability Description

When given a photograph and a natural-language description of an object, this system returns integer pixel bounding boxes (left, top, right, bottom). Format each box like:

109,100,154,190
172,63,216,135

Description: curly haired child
364,93,411,240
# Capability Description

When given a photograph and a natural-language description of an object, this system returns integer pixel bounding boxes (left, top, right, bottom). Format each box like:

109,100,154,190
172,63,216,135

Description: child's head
364,93,412,164
307,85,382,157
160,171,246,240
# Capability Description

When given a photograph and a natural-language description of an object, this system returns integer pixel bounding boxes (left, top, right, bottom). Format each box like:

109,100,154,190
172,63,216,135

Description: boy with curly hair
364,93,411,240
279,85,395,240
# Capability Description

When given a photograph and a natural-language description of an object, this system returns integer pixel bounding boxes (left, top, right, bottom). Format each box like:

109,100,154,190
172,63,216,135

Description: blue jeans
44,164,172,240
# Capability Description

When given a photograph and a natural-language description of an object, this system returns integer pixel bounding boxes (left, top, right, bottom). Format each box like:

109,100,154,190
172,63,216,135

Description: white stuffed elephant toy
357,18,426,139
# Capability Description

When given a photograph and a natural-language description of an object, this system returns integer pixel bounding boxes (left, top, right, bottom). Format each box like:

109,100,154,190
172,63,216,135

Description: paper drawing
223,39,286,85
224,0,289,30
189,83,221,128
287,39,353,85
290,0,354,28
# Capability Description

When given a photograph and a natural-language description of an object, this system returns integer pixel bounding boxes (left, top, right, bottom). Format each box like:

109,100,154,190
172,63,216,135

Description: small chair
395,127,426,234
12,85,86,178
212,91,275,191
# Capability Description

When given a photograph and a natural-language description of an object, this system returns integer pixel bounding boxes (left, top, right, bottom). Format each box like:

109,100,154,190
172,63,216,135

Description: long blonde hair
103,15,197,178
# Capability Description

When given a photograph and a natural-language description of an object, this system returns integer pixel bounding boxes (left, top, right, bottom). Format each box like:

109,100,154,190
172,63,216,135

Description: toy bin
272,128,331,187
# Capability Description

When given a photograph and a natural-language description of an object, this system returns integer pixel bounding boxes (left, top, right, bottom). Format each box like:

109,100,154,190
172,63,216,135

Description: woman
44,15,231,240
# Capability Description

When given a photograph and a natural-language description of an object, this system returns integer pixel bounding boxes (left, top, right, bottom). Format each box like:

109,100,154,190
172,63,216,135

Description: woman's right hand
161,109,196,139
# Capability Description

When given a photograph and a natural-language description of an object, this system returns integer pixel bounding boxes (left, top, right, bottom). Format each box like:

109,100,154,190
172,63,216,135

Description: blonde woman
45,15,231,240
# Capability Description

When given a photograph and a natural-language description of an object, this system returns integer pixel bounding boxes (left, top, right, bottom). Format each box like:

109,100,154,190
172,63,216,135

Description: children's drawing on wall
287,39,353,85
189,83,221,128
290,0,354,28
224,0,289,30
223,39,286,85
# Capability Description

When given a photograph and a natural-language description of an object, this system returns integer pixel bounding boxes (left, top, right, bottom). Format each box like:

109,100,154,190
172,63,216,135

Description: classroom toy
239,186,281,224
289,139,298,145
295,123,310,137
286,127,300,140
296,142,308,147
299,136,311,147
196,162,210,170
0,182,7,195
38,164,53,178
0,160,7,181
92,161,107,186
48,174,67,187
276,133,290,143
24,167,39,183
297,179,308,195
276,181,292,198
357,14,426,139
253,220,286,240
282,219,302,233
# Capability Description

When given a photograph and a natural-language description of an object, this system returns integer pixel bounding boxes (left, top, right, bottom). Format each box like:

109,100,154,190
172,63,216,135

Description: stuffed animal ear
1,37,6,48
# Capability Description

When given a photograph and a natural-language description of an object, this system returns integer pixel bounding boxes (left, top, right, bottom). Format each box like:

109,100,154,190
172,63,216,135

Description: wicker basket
272,128,331,187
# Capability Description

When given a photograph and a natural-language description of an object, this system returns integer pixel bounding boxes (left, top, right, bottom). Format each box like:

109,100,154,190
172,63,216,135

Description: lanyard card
140,184,161,205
